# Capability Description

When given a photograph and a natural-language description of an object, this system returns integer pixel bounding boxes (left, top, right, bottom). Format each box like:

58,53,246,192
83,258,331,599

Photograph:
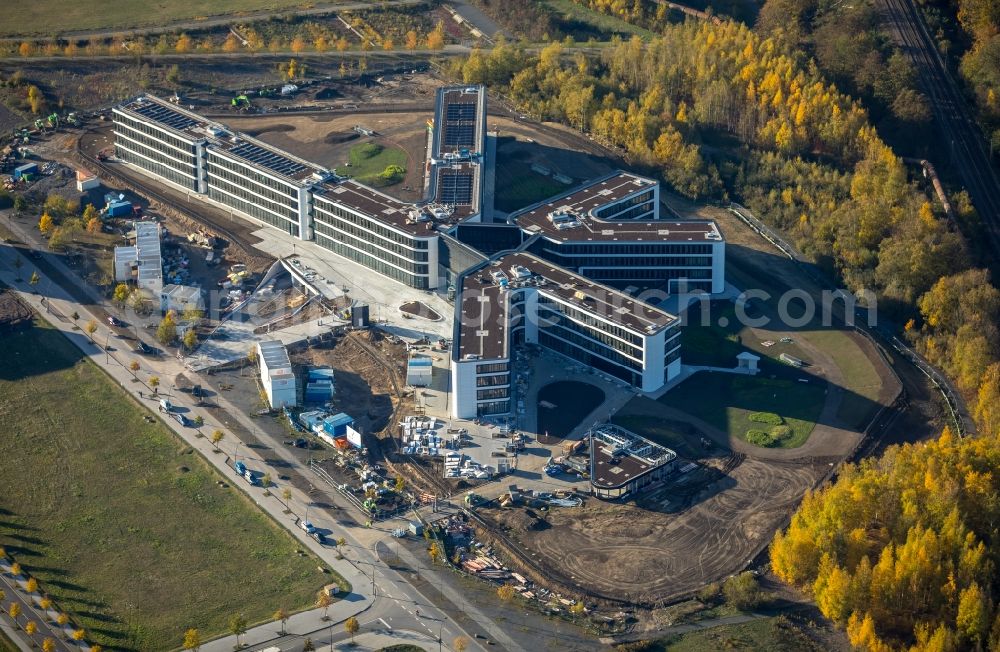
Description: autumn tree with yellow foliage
772,425,1000,650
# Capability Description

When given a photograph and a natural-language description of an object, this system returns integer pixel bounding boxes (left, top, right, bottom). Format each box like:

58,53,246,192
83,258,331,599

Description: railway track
879,0,1000,259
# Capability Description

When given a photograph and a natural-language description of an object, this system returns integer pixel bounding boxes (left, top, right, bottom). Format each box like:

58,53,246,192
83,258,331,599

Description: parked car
108,316,124,327
135,341,156,355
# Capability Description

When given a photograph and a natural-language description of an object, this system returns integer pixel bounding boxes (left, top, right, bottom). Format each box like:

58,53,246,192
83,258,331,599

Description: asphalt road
0,212,502,652
0,561,75,651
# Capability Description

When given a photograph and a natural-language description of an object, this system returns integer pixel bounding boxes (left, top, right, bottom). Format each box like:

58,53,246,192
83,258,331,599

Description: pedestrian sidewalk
0,245,375,651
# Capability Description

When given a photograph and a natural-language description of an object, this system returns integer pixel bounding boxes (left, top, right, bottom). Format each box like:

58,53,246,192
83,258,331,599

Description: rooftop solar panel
438,173,473,205
228,141,308,177
446,103,476,121
131,101,199,131
444,124,475,147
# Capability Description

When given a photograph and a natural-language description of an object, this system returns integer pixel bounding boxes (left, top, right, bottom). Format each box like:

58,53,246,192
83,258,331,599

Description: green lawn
800,329,883,429
654,616,827,651
494,162,570,213
0,319,344,650
0,630,17,652
543,0,655,39
658,372,826,449
335,141,408,188
0,0,322,36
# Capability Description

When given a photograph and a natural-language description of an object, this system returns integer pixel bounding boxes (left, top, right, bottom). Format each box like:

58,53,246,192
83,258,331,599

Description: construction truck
65,112,79,127
47,113,59,129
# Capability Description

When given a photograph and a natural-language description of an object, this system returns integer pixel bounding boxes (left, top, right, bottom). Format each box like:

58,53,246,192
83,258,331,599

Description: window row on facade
476,373,510,387
207,187,299,237
313,208,430,262
113,113,197,155
207,174,298,224
207,165,299,213
541,243,715,256
315,234,429,288
114,126,196,171
537,332,642,386
207,152,300,197
538,321,644,372
115,143,197,190
594,190,655,219
313,222,429,275
314,200,430,250
537,296,644,347
536,304,644,360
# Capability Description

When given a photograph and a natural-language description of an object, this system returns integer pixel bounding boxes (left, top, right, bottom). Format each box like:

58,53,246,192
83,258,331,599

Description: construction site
0,67,906,632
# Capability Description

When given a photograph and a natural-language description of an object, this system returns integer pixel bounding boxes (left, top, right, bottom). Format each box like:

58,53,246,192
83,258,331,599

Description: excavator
231,94,251,112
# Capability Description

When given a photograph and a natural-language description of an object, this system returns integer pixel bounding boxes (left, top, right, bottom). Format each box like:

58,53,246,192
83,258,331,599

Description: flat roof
457,251,679,361
118,94,327,185
314,179,468,238
258,339,292,377
513,172,723,243
428,85,486,217
115,94,220,142
434,86,485,156
209,134,329,185
590,423,676,490
162,284,201,299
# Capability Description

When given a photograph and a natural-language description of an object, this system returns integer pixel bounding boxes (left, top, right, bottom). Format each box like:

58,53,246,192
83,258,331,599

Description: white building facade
257,340,296,409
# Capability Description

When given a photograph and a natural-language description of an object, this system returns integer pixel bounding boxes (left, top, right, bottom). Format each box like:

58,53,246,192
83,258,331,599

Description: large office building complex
113,85,727,422
114,95,330,239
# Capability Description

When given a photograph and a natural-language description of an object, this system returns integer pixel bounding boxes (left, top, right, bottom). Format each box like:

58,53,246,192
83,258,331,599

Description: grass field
800,329,883,429
543,0,655,39
0,319,342,650
494,162,569,213
0,0,318,36
654,616,826,651
0,631,17,652
658,372,826,449
335,141,408,188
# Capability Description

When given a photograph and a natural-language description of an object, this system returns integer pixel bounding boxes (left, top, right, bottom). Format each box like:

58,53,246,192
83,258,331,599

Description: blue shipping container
106,200,132,217
13,163,38,179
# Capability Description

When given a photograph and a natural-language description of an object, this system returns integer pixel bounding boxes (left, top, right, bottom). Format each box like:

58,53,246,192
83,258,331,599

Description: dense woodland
456,7,1000,649
951,0,1000,144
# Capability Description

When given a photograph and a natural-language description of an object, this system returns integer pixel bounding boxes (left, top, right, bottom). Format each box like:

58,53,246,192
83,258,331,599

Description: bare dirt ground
479,440,833,605
224,111,431,202
0,288,31,328
289,332,406,437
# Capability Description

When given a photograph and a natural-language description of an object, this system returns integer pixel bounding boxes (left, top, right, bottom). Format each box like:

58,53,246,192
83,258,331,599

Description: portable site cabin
406,355,433,387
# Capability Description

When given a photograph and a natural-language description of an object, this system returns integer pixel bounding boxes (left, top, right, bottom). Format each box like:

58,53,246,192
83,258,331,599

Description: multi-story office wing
511,172,726,294
451,252,681,419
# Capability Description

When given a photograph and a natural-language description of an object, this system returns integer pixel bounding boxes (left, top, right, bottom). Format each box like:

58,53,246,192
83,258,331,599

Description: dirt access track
473,201,902,607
